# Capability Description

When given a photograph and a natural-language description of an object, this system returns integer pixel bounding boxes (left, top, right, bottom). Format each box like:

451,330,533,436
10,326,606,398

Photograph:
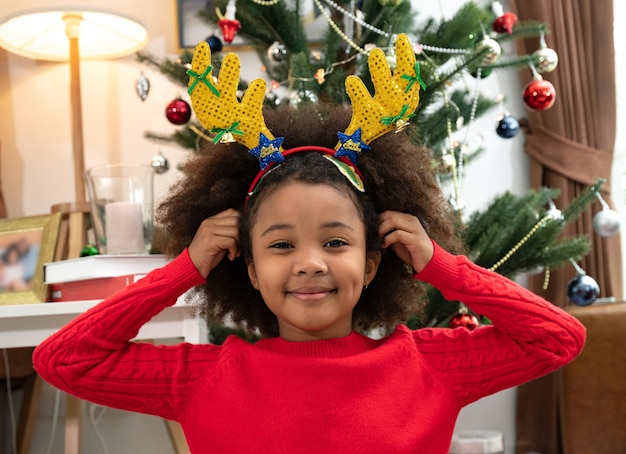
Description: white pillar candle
104,201,145,254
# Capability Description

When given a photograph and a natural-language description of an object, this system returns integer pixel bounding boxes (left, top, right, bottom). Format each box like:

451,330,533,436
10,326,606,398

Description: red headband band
244,146,366,210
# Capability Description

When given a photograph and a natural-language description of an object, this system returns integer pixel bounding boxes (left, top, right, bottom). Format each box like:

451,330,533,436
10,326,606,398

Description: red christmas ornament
522,78,556,111
165,98,191,125
449,312,480,330
493,12,517,34
219,18,240,43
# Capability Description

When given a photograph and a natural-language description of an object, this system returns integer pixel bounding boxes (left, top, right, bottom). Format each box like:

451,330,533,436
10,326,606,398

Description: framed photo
176,0,328,50
0,213,61,305
176,0,213,50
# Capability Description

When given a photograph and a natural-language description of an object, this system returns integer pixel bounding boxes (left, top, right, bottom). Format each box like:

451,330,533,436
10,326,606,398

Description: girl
33,39,585,453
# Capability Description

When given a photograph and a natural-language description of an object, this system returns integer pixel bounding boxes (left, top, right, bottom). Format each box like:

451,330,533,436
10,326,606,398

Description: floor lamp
0,9,148,454
0,7,149,262
0,8,149,205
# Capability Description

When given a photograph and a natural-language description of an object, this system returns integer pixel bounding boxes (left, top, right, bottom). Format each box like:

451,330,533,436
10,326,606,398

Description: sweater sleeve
412,241,586,406
32,249,220,420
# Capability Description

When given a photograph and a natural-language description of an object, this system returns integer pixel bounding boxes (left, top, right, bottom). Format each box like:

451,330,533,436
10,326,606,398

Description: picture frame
0,213,61,305
176,0,215,50
175,0,328,50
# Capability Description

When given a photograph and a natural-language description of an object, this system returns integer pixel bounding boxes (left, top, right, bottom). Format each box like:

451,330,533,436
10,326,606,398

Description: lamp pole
64,12,86,204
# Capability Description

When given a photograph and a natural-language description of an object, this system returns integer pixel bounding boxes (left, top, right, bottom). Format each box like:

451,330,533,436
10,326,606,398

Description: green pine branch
136,50,193,87
203,0,308,51
414,181,603,328
562,178,606,222
144,122,211,152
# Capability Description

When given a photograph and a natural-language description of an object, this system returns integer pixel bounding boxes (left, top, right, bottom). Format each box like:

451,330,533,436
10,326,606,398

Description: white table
0,297,205,348
0,297,203,454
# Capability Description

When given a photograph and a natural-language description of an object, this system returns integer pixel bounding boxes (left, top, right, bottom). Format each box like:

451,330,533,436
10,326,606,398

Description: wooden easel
51,201,91,263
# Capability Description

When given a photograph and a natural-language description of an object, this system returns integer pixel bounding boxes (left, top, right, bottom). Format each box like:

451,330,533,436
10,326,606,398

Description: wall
4,0,614,453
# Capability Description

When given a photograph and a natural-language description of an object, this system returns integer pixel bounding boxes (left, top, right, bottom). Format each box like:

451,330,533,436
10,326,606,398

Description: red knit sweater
33,243,585,453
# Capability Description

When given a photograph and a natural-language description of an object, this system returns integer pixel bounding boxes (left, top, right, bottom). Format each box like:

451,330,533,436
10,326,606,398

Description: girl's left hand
379,211,434,273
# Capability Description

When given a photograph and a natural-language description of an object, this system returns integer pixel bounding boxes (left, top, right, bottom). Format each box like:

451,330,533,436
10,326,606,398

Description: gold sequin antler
335,34,424,163
187,42,285,169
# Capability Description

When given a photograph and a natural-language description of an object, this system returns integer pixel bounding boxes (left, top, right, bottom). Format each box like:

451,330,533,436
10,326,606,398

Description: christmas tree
137,0,611,334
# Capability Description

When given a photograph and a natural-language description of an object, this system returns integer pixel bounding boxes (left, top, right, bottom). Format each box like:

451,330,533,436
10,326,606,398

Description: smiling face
246,181,381,341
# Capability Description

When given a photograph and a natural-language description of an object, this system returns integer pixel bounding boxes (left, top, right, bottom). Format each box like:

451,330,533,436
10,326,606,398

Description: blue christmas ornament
567,274,600,306
206,35,223,53
496,115,520,138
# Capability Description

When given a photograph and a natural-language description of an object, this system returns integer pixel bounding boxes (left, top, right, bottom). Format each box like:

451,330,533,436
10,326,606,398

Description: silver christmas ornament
449,196,465,212
135,72,150,101
546,203,564,222
265,91,282,107
310,50,323,62
533,47,559,73
267,41,288,62
441,153,455,170
151,151,170,174
546,207,563,221
545,200,564,222
289,89,319,106
477,36,501,65
592,208,622,237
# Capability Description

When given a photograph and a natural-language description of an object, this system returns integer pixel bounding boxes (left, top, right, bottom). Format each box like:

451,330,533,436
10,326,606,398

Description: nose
293,246,328,275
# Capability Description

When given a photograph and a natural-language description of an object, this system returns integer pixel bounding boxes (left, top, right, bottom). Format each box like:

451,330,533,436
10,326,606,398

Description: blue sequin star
335,128,371,164
249,132,285,169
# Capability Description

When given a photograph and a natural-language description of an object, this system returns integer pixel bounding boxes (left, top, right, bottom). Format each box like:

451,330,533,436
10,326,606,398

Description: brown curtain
509,1,622,453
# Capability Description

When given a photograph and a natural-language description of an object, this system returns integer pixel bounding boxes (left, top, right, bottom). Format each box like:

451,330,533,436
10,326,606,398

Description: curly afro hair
155,103,465,338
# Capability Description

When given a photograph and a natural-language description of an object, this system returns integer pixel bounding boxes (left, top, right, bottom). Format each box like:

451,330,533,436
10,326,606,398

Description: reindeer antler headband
186,33,423,198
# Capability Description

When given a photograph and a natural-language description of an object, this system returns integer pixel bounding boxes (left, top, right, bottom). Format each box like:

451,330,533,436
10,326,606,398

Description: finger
207,209,240,224
378,210,398,236
222,234,240,260
211,235,239,261
205,214,240,237
206,226,240,260
380,227,413,249
378,211,418,239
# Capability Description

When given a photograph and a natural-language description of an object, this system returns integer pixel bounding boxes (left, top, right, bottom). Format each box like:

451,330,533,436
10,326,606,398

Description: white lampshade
0,8,148,61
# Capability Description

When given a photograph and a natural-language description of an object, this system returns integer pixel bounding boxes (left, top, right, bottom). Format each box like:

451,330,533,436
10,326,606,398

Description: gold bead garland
542,265,551,290
489,214,552,272
251,0,281,5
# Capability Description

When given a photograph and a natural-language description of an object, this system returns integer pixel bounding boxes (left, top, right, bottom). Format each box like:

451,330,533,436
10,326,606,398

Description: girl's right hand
188,209,241,278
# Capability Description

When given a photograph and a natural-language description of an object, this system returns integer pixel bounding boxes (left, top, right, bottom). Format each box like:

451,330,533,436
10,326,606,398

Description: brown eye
270,242,292,249
325,239,347,248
